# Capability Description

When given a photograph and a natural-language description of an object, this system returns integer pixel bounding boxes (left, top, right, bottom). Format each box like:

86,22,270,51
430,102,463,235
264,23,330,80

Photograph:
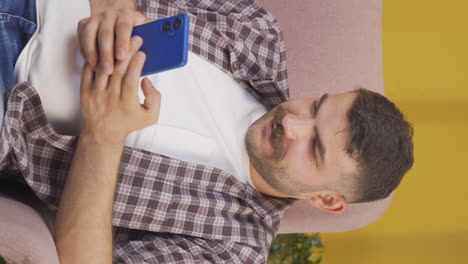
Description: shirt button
232,62,240,70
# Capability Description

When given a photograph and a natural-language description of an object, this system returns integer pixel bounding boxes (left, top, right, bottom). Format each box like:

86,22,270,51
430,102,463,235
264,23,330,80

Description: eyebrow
311,94,328,166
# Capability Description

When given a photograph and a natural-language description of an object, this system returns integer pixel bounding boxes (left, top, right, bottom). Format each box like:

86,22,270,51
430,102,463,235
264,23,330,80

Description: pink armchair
0,0,390,263
256,0,391,234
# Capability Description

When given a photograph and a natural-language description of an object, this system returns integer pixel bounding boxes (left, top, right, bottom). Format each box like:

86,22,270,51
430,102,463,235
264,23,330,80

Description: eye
313,101,318,116
311,137,317,159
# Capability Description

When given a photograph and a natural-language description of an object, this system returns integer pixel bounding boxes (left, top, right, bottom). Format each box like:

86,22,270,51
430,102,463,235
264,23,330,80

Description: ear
306,191,347,213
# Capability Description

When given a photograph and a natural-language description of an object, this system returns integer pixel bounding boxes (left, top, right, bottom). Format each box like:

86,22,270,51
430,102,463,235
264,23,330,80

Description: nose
282,113,315,140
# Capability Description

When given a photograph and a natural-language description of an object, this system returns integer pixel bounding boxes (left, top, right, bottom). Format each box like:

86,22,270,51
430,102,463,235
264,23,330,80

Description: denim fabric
0,0,37,128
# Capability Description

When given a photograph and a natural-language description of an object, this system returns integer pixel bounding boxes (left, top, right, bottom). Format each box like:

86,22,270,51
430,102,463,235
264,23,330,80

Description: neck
249,162,293,199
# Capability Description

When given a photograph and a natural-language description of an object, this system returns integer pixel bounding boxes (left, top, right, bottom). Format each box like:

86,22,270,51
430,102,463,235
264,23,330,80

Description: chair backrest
256,0,392,233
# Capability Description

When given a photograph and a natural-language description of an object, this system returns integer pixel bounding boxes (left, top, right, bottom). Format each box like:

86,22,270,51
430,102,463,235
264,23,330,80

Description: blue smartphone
131,14,190,76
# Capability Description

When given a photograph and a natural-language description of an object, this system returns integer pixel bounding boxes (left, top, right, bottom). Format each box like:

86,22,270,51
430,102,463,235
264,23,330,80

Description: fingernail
136,52,146,60
117,48,126,59
102,63,112,74
132,36,142,45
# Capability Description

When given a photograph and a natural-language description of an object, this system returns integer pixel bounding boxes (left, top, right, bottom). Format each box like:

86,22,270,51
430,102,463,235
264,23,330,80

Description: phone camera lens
173,18,182,30
162,21,171,33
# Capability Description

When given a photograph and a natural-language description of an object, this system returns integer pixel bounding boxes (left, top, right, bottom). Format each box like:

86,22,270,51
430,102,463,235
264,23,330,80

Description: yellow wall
322,1,468,263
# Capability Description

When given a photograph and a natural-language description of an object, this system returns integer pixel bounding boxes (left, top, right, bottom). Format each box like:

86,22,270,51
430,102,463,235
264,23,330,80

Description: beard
245,105,303,197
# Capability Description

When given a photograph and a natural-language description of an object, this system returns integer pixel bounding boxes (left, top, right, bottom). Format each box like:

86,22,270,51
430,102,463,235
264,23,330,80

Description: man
0,0,414,263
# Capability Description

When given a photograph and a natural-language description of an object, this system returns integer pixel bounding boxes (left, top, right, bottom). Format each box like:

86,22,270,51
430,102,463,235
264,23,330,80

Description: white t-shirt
14,0,267,188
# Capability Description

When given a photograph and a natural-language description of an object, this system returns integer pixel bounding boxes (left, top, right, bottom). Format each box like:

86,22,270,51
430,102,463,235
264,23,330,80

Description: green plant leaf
268,233,324,264
311,256,323,264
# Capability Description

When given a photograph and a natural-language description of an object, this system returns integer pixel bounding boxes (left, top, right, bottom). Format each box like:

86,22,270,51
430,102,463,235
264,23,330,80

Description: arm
55,133,124,263
55,35,161,263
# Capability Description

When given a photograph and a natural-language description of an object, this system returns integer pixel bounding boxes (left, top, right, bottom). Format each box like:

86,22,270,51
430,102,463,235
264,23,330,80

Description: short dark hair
345,88,414,203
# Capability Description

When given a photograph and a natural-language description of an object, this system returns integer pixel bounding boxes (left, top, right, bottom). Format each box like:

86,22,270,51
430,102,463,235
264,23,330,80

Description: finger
115,13,133,60
80,20,100,71
93,62,111,92
80,63,94,96
97,13,118,75
121,50,146,101
144,17,157,24
107,36,143,97
134,12,156,26
77,17,91,59
141,77,161,115
77,17,91,37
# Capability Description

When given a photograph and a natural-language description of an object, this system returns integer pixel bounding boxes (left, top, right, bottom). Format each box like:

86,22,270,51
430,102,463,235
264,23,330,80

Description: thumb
141,77,161,118
144,17,156,24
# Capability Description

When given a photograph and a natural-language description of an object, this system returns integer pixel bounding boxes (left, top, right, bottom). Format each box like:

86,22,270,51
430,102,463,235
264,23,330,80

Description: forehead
289,92,358,173
319,92,357,168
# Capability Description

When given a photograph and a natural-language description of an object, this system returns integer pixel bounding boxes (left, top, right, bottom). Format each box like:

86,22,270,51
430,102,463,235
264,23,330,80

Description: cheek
289,143,312,163
246,114,270,152
284,144,334,186
284,145,316,180
251,112,269,132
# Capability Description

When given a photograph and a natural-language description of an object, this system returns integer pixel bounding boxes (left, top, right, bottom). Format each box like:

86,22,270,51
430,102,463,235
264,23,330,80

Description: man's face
245,92,359,198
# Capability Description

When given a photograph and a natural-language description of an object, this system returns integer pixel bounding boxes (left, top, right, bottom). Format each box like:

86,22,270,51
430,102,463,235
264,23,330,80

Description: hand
80,35,161,145
78,0,154,73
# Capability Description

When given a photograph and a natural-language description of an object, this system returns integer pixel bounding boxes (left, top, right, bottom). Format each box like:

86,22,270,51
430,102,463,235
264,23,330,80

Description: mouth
265,118,275,148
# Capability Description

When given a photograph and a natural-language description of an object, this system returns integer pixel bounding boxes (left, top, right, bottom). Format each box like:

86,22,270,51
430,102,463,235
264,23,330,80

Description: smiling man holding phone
0,0,414,263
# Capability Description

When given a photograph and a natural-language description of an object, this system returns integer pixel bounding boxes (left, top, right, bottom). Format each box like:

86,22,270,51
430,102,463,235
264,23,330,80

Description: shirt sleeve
113,229,267,264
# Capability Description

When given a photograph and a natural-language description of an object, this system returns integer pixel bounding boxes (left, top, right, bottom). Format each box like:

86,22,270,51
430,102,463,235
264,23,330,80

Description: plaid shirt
0,0,296,263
